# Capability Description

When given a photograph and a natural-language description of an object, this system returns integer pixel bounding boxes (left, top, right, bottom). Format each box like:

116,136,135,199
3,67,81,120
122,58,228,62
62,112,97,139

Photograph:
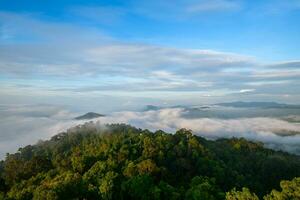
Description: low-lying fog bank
0,104,300,159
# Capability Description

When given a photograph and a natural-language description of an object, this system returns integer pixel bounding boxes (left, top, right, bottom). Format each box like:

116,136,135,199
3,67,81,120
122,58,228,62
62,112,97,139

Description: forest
0,123,299,200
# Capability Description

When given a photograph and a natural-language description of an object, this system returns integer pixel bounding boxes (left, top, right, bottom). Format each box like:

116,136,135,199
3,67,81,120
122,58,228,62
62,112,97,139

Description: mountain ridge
74,112,105,120
0,123,299,199
215,101,300,109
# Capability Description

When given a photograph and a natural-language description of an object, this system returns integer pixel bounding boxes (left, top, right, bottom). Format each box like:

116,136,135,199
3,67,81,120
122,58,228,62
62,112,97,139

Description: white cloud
95,108,300,154
0,105,81,158
84,44,252,75
1,11,300,104
239,89,255,93
251,70,300,78
97,108,300,136
130,0,242,20
0,12,253,80
267,60,300,69
246,80,291,86
1,105,299,159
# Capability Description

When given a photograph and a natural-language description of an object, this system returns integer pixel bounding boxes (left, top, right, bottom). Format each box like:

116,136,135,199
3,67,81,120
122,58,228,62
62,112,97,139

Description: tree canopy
0,123,299,200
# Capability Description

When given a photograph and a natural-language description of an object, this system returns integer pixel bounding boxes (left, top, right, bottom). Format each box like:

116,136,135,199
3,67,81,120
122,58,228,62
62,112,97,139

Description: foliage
263,177,300,200
226,187,259,200
0,123,299,199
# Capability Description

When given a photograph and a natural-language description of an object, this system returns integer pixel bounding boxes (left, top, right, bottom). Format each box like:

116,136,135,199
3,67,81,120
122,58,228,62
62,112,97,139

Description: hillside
0,123,299,200
74,112,105,120
216,101,300,109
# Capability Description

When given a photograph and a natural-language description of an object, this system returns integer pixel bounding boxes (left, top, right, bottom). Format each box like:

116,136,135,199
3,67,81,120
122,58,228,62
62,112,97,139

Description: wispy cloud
0,11,300,104
239,89,255,93
130,0,242,20
267,61,300,69
186,0,241,13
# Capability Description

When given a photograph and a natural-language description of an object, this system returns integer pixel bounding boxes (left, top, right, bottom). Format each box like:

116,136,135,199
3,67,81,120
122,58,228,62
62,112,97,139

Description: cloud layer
1,1,300,159
1,11,300,106
1,104,300,159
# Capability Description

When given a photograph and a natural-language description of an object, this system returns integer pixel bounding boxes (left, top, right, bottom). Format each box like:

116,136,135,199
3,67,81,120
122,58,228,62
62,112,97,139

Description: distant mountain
74,112,105,120
144,105,162,111
216,101,300,109
144,105,194,111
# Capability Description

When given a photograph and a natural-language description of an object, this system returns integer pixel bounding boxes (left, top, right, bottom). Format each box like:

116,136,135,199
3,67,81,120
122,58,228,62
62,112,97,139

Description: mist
1,104,300,159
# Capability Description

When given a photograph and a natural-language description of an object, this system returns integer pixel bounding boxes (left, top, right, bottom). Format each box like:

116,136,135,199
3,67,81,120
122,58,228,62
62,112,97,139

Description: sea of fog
0,103,300,159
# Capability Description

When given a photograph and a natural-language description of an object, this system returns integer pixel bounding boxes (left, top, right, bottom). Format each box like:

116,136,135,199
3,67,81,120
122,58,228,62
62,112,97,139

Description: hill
216,101,300,109
0,123,299,199
74,112,105,120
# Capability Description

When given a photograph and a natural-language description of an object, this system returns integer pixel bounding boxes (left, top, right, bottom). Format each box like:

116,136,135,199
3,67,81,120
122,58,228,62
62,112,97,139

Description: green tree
33,172,84,200
136,159,159,175
122,175,156,200
264,177,300,200
98,171,118,200
1,124,300,200
226,187,259,200
185,176,224,200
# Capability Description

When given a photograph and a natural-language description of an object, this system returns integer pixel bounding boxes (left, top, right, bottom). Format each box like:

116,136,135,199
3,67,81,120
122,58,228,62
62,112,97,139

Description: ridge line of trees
0,123,299,200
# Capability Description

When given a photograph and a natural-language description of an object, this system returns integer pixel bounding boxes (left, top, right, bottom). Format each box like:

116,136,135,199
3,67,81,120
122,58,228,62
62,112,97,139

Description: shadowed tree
264,177,300,200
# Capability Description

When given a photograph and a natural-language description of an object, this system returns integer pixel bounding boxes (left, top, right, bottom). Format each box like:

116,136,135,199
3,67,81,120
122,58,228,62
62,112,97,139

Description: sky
1,0,300,112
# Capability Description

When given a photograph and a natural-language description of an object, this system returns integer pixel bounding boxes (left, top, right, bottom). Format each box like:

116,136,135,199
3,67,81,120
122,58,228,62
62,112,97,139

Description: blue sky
0,0,300,111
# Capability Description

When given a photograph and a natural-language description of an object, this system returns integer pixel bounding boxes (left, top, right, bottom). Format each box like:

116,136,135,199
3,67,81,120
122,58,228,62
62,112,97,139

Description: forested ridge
0,123,299,200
